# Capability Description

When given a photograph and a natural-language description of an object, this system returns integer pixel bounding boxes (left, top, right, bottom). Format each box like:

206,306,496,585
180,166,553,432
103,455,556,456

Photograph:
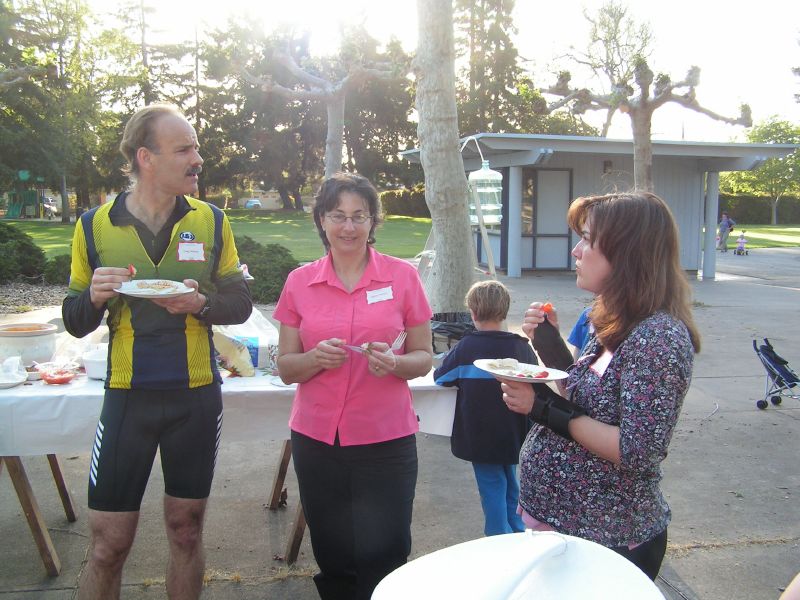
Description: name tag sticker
177,242,206,262
367,286,393,304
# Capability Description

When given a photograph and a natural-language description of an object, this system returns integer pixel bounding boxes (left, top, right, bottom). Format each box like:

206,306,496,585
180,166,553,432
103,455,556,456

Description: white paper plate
118,279,193,299
373,531,664,600
0,373,27,389
473,359,569,383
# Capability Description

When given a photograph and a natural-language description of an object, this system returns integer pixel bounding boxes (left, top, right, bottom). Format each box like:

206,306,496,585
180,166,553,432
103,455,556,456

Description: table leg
46,454,78,522
1,456,62,576
269,439,293,510
268,439,307,564
285,501,306,566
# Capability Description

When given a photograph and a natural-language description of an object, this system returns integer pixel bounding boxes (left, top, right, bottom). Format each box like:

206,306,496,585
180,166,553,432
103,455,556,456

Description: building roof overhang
400,133,798,172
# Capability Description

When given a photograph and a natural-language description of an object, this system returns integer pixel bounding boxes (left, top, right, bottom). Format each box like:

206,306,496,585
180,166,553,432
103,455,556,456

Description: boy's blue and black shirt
434,330,537,464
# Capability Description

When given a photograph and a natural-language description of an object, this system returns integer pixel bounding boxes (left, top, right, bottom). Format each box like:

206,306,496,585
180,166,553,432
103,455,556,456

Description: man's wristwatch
195,294,213,320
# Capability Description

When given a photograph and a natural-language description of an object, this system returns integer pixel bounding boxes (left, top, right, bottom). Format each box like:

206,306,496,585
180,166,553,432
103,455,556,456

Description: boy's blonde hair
465,280,511,323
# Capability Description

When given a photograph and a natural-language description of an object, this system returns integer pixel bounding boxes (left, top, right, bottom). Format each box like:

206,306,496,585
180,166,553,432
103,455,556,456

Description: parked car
243,198,263,209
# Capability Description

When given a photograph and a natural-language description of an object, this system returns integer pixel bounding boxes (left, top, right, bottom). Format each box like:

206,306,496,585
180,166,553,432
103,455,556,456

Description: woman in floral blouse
502,191,701,580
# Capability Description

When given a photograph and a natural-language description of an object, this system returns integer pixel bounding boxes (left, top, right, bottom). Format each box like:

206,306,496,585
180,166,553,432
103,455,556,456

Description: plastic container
82,348,108,380
431,312,475,354
35,361,80,385
0,323,57,366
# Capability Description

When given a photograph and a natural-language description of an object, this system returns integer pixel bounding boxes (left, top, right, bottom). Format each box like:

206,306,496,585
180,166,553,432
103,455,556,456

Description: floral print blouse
518,311,694,547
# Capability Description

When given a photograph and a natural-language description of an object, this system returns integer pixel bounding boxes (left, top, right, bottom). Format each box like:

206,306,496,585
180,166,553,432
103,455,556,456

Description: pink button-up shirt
273,248,433,446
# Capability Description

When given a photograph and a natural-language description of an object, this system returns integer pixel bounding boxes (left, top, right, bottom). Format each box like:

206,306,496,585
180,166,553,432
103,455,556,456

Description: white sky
92,0,800,143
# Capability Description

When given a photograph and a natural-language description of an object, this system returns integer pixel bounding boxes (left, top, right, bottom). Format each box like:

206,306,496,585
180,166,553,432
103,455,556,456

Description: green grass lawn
6,215,800,261
730,225,800,249
5,211,434,262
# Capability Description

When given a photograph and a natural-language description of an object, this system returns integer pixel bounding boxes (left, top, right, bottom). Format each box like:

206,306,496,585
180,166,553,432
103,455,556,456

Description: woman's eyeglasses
325,213,372,225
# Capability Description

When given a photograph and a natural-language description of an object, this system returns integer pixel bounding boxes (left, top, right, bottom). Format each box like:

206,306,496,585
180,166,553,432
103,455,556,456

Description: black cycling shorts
87,383,222,512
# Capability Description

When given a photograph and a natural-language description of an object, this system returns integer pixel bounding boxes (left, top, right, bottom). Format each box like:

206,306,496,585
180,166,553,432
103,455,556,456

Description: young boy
433,280,536,535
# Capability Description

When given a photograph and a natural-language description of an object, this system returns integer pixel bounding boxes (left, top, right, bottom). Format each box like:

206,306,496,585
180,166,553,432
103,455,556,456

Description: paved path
1,248,799,599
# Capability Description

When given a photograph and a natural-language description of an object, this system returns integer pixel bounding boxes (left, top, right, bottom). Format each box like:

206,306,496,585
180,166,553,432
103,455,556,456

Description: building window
522,171,535,235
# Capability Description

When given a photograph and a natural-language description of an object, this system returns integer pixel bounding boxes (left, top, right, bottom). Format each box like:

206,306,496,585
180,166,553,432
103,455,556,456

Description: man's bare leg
164,495,208,600
77,509,139,600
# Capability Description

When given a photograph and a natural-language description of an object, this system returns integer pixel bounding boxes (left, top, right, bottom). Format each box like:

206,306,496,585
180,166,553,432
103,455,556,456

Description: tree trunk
324,94,345,179
277,185,293,210
77,185,89,210
628,107,654,191
772,196,781,225
140,0,155,105
59,175,69,224
292,189,304,211
197,178,207,201
415,0,476,313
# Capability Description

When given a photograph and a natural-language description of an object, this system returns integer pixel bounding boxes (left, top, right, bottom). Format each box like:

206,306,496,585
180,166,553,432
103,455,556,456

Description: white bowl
0,323,57,366
82,351,107,380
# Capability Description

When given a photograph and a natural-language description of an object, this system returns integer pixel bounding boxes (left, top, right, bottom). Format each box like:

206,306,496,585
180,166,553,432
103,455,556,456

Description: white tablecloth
0,371,456,456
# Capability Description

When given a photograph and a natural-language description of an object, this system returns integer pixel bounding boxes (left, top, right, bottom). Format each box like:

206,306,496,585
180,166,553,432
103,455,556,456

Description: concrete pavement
1,247,800,599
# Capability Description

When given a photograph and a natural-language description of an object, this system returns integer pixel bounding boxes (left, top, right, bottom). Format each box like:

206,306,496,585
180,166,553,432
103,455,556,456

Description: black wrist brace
530,383,587,441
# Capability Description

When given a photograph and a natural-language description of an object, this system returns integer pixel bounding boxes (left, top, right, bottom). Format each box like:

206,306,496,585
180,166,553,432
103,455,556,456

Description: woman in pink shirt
274,173,433,600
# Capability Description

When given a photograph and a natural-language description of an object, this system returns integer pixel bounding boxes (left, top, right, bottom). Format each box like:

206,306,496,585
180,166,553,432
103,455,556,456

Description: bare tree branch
271,50,332,92
236,67,327,100
0,65,47,90
667,95,752,127
538,3,751,190
235,45,394,178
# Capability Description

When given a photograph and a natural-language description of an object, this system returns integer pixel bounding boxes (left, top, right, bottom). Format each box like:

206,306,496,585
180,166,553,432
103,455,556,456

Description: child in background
735,231,748,255
433,280,536,536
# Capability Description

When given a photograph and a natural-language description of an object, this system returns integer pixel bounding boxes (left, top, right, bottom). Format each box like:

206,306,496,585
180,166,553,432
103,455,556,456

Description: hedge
719,193,800,224
379,184,430,218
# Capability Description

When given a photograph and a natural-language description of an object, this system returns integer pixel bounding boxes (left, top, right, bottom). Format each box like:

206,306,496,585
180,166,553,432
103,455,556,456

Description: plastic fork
389,331,407,353
344,332,406,356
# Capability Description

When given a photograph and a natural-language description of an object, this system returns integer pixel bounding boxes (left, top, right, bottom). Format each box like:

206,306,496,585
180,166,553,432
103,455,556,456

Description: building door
522,168,572,269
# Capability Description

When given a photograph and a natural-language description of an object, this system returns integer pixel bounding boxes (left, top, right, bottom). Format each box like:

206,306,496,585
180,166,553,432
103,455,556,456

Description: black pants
612,528,668,581
88,383,222,511
291,431,418,600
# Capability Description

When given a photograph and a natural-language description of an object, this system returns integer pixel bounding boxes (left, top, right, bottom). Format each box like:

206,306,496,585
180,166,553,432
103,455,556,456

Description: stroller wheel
756,399,768,410
771,395,782,406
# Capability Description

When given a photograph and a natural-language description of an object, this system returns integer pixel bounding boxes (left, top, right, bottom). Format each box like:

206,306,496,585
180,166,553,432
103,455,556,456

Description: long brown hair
567,191,701,352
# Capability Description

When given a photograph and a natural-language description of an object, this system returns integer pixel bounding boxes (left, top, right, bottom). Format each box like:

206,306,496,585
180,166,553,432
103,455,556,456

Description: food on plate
41,369,76,385
541,302,554,314
487,358,519,370
485,358,548,379
128,263,137,277
136,280,176,291
3,324,47,332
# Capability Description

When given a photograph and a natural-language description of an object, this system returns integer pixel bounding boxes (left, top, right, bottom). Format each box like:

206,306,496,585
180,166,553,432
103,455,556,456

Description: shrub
0,222,46,283
204,195,228,209
44,254,72,285
236,236,299,304
719,193,800,224
379,184,430,217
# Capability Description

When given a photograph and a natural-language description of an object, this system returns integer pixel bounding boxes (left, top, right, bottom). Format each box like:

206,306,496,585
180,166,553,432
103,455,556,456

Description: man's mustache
187,166,202,175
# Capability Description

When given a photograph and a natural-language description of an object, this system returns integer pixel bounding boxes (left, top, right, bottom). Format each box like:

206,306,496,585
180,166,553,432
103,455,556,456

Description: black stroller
752,338,800,409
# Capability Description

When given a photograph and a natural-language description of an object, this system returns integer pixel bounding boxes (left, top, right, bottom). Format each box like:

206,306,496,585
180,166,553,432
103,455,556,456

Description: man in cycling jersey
63,104,252,600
